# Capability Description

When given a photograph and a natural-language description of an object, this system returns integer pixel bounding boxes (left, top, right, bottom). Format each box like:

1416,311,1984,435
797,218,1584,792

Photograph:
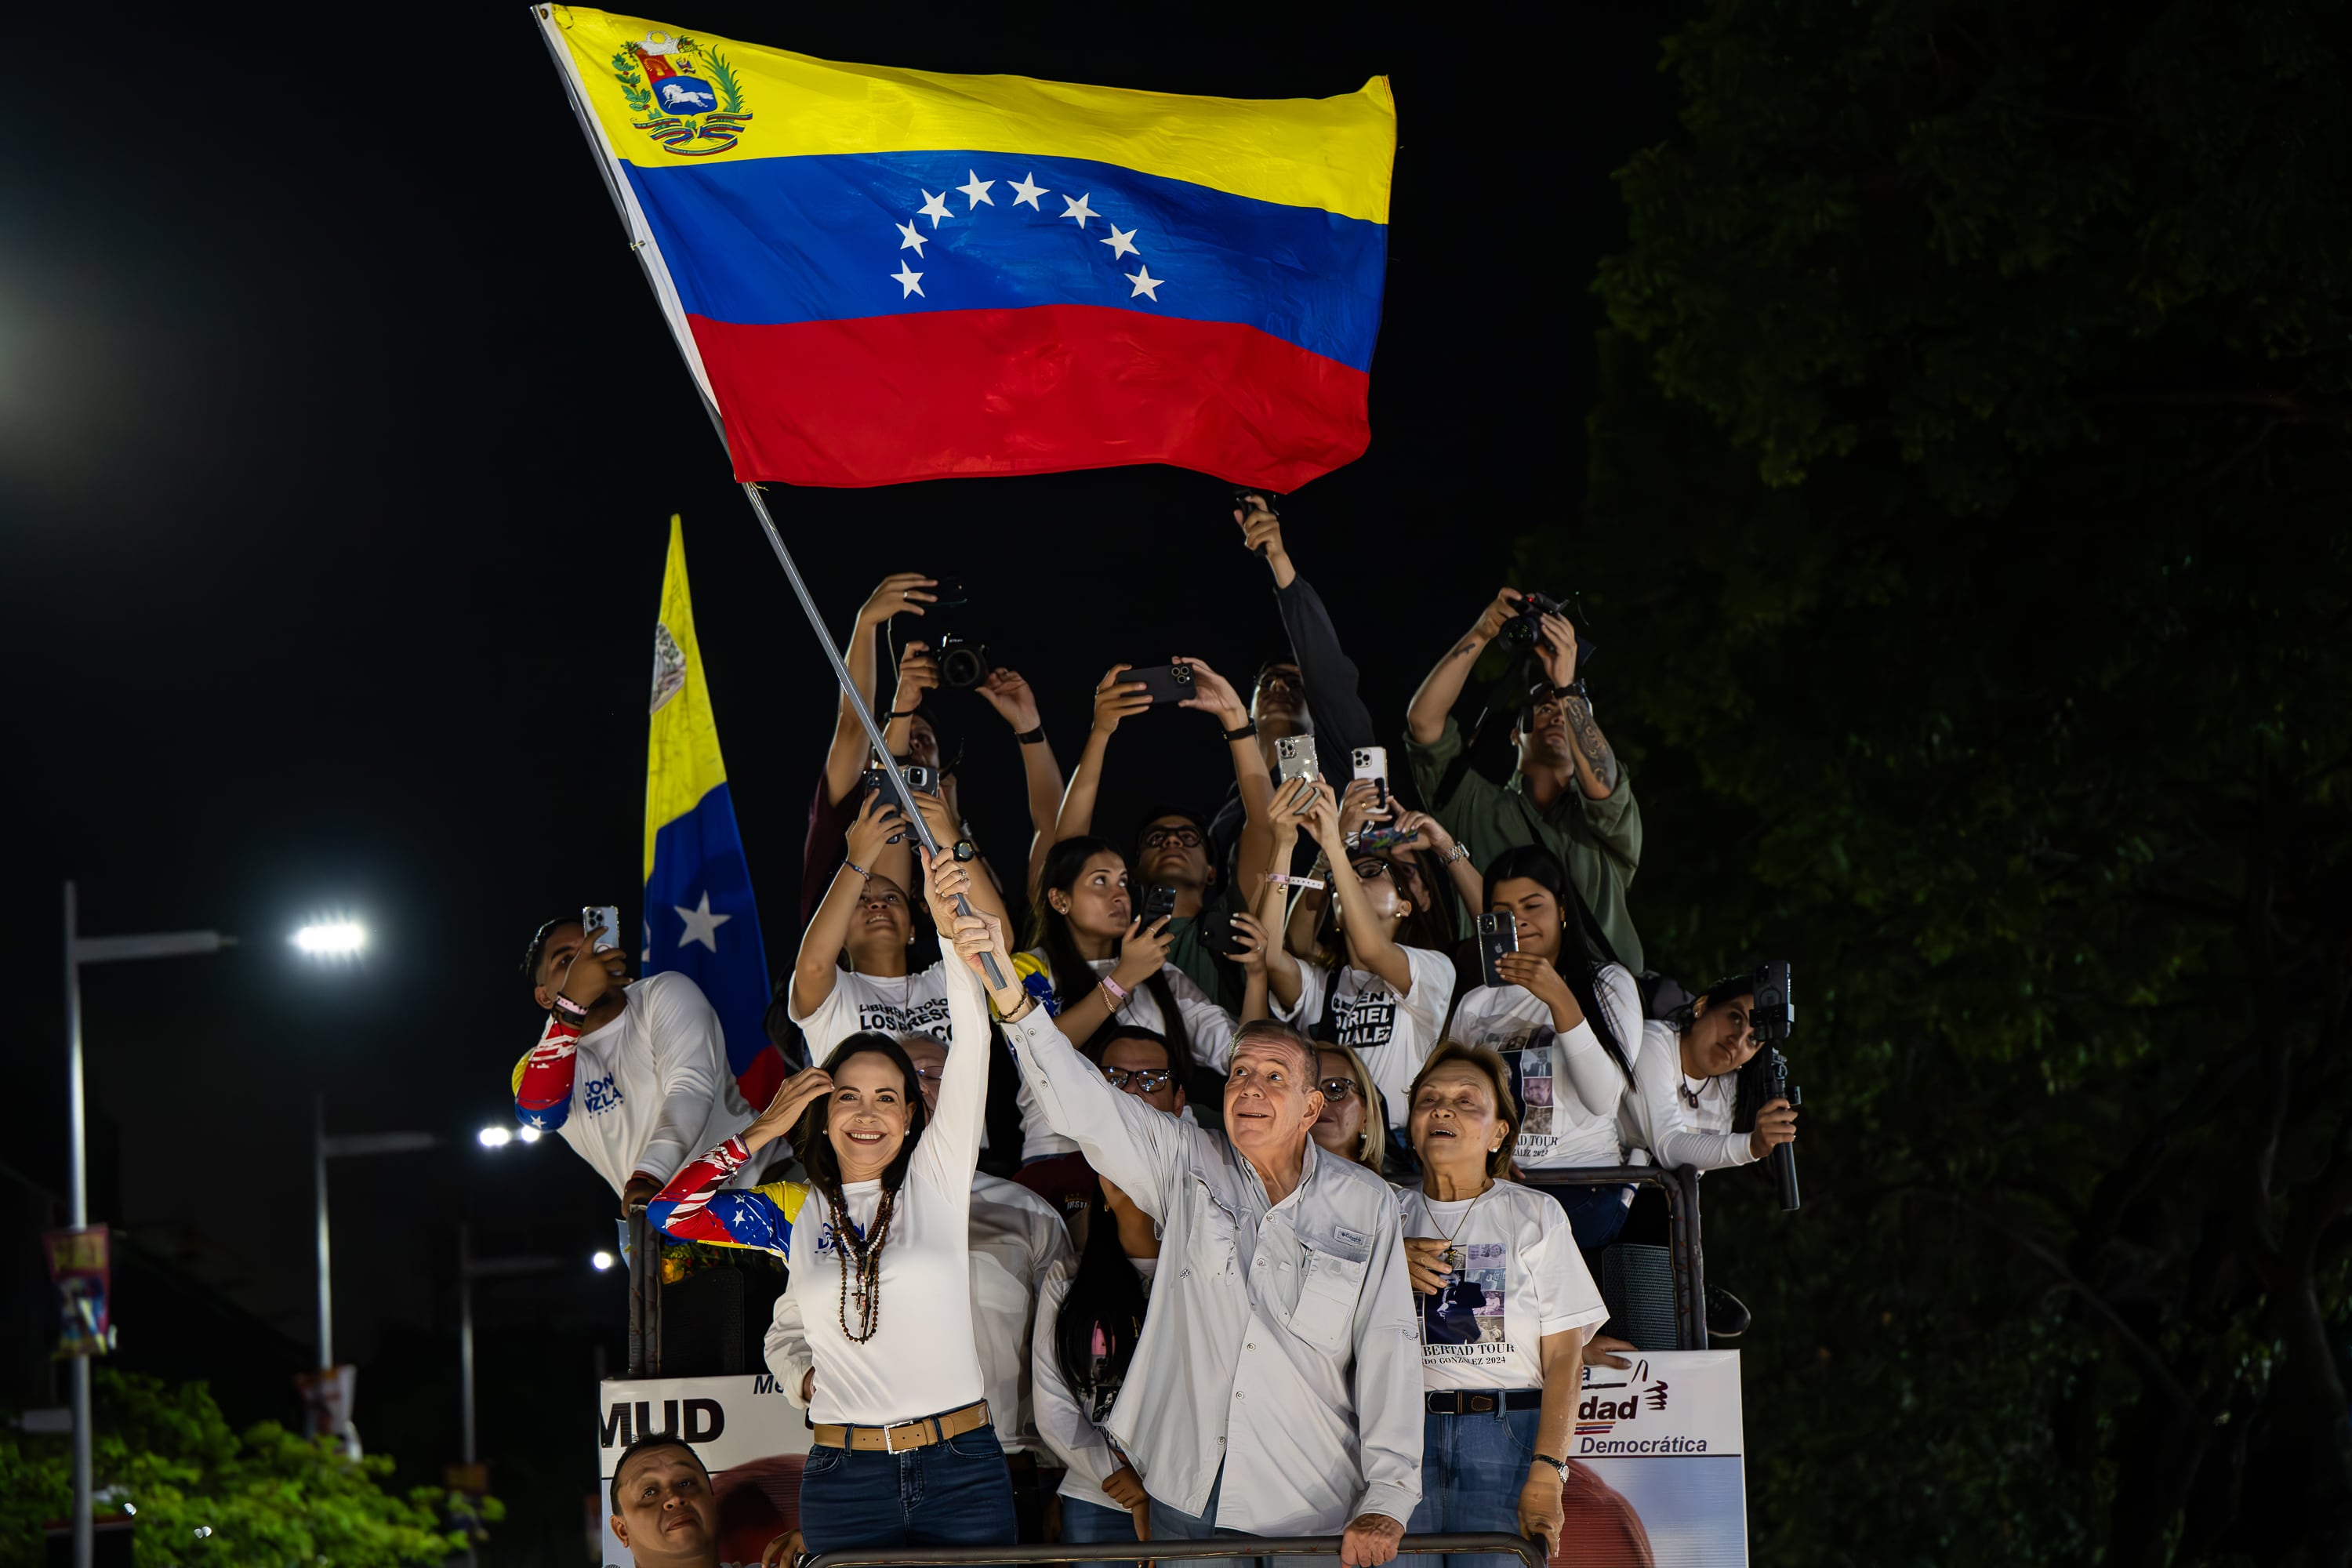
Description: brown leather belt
812,1399,991,1453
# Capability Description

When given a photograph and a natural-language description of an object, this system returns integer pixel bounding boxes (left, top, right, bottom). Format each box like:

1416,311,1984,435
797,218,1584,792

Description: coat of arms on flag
606,31,751,156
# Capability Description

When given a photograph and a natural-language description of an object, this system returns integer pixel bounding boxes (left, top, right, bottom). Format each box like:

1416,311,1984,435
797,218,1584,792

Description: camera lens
941,644,989,688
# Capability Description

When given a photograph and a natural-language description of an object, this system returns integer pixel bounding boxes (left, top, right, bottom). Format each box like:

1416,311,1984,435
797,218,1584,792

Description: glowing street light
477,1127,513,1149
292,922,367,956
591,1250,616,1272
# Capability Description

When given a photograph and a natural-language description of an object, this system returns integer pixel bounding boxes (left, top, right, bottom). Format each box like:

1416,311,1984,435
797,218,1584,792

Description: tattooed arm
1531,610,1620,798
1407,588,1526,746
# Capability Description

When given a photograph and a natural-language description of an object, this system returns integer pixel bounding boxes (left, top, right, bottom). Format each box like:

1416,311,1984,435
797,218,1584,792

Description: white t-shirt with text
789,961,953,1061
1278,946,1457,1129
1395,1179,1608,1388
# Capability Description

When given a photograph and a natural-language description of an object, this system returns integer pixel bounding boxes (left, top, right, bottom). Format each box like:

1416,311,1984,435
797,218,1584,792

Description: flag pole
532,8,1003,987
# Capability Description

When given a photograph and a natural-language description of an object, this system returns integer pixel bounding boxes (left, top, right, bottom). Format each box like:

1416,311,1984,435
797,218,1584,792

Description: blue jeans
1394,1403,1542,1568
1150,1464,1337,1568
797,1420,1018,1553
1063,1494,1143,1568
1551,1184,1632,1254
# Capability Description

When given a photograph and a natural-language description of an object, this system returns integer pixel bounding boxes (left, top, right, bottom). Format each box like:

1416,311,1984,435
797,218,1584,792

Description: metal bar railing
1523,1164,1707,1351
626,1205,662,1377
808,1534,1548,1568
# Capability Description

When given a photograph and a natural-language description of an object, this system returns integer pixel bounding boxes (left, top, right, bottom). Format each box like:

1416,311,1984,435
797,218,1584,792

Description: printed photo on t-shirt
1421,1240,1508,1348
1515,1047,1555,1138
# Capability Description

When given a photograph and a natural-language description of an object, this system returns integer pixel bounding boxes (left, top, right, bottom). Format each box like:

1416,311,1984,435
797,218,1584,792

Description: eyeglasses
1255,668,1301,691
1141,827,1204,850
1317,1076,1361,1102
1349,860,1392,883
1103,1067,1174,1092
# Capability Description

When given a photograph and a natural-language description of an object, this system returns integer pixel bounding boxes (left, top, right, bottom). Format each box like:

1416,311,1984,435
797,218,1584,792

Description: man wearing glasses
1136,807,1244,1010
1015,1025,1192,1248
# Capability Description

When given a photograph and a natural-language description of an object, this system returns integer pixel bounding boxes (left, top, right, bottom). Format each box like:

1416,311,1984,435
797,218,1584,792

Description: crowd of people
515,496,1798,1568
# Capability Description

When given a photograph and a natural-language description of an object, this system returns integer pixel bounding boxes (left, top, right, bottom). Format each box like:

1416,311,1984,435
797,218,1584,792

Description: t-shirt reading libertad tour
1395,1180,1609,1387
1446,964,1642,1171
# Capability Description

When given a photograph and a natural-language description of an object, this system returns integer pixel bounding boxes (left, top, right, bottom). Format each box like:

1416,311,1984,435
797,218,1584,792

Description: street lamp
61,883,234,1568
292,921,367,956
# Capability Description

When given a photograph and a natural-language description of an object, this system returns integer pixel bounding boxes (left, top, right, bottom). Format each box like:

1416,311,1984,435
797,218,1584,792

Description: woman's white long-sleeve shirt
1445,962,1642,1170
1618,1019,1758,1172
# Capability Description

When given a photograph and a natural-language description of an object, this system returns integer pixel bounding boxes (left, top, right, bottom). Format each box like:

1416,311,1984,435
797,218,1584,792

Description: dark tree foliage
1546,1,2352,1562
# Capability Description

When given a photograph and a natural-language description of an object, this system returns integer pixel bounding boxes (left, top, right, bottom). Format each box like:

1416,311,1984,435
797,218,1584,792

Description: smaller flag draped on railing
643,517,782,1106
537,9,1396,491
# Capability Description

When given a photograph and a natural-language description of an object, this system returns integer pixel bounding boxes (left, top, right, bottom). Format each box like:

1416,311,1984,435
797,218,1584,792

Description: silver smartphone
1275,734,1322,783
583,905,623,954
1351,745,1389,809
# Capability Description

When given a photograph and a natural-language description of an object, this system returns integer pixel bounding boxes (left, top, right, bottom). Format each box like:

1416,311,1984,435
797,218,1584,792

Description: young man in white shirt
1000,1004,1421,1568
514,915,766,1214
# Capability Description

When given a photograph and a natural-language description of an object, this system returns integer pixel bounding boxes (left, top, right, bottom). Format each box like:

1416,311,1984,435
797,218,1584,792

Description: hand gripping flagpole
532,9,1004,989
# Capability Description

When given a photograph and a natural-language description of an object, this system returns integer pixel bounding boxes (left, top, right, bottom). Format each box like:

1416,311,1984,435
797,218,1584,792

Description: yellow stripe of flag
644,514,728,884
546,6,1396,223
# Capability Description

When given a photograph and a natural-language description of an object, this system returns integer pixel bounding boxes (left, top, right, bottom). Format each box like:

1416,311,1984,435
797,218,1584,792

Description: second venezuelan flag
540,8,1395,491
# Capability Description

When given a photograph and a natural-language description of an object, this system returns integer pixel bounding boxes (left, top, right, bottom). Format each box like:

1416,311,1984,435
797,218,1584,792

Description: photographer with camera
1405,588,1644,970
800,572,1065,919
1619,970,1799,1175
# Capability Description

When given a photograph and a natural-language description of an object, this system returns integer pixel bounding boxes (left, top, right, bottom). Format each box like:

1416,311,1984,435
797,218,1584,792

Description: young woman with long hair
646,851,1018,1552
1007,835,1236,1160
1031,1177,1163,1564
1255,780,1457,1134
1619,970,1799,1172
1392,1042,1608,1568
789,792,952,1060
1445,845,1644,1249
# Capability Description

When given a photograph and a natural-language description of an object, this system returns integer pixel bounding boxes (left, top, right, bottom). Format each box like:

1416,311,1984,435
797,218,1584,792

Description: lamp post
313,1101,434,1373
61,882,234,1568
455,1225,564,1568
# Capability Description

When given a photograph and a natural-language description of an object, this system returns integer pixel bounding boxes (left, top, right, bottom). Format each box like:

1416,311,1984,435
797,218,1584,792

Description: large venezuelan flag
643,517,783,1107
537,8,1395,491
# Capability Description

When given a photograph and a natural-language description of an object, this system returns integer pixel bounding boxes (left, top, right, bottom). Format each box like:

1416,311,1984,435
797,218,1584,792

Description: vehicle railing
808,1534,1548,1568
1522,1163,1707,1350
626,1204,661,1377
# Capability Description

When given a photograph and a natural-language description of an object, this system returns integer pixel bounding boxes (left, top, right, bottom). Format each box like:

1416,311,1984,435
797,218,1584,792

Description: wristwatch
1533,1453,1570,1484
952,839,978,862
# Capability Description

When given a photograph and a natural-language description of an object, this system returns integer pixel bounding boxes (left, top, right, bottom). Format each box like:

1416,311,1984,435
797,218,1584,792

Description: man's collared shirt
1004,1007,1422,1537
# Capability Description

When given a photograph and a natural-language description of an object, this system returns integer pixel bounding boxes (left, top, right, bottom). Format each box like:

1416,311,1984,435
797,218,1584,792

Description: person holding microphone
646,850,1015,1552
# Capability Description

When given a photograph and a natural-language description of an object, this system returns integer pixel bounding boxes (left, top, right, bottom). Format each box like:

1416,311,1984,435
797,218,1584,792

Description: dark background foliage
1549,0,2352,1561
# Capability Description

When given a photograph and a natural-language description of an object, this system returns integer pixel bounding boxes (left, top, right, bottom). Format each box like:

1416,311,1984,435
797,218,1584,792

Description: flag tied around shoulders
537,8,1396,491
644,517,782,1107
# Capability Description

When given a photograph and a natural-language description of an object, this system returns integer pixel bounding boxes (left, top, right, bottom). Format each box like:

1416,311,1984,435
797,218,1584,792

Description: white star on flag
896,220,927,256
1126,266,1164,300
674,891,734,952
1061,193,1098,229
1102,225,1139,260
1008,172,1049,209
892,262,925,297
919,190,953,227
957,170,996,208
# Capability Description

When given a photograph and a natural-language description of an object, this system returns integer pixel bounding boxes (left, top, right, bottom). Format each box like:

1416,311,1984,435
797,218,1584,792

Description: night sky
8,0,1678,1519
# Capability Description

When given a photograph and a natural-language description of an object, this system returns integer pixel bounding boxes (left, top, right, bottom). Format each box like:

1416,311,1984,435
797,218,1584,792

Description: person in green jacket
1404,588,1644,971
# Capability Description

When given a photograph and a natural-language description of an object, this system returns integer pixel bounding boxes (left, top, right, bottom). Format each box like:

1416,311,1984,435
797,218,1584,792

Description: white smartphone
583,905,623,953
1351,745,1389,809
1275,734,1322,783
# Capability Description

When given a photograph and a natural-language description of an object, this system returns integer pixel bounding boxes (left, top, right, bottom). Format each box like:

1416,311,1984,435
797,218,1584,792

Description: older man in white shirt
1000,1000,1421,1568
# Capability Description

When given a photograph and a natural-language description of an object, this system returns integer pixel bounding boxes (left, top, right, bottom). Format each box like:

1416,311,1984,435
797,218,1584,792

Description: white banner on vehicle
594,1373,811,1568
1566,1349,1747,1567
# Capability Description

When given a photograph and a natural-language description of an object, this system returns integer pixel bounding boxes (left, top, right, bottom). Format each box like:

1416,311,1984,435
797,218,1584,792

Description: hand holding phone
583,905,622,955
1275,734,1322,783
1139,884,1178,927
1128,662,1196,706
1350,746,1390,811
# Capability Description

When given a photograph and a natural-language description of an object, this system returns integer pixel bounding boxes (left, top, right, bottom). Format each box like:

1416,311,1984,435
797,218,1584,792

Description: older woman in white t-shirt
648,850,1029,1553
1445,846,1644,1250
1621,971,1799,1172
1255,781,1457,1132
1393,1040,1607,1568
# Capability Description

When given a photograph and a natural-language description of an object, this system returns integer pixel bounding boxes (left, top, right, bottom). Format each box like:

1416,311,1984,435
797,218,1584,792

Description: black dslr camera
1749,959,1800,1212
1499,590,1599,673
935,634,990,690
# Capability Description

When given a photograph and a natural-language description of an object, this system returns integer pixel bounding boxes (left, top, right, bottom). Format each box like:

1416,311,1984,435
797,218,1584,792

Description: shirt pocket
1284,1235,1370,1352
1184,1181,1240,1280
